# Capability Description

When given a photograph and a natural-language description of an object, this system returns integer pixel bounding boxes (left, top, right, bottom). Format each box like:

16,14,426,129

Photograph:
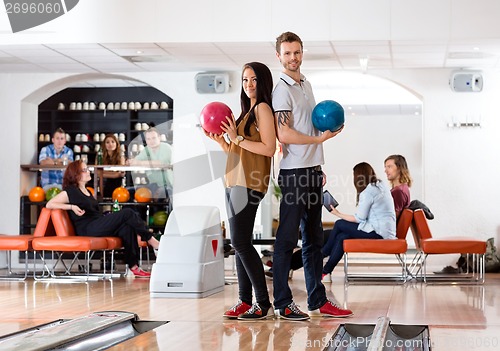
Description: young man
384,154,412,219
128,127,173,201
271,31,352,320
38,127,74,191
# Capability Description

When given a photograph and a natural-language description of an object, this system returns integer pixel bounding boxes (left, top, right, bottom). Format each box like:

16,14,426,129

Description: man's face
277,41,303,73
384,159,400,182
145,131,161,148
52,132,66,151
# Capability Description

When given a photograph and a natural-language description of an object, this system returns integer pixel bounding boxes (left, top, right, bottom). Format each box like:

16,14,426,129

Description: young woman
46,160,160,278
97,134,126,198
205,62,276,320
322,162,396,280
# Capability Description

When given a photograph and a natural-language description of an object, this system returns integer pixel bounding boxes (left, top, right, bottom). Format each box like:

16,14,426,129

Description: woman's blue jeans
322,219,382,274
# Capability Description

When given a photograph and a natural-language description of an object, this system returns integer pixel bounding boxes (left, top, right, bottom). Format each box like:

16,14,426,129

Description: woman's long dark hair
101,134,122,165
237,62,274,136
353,162,379,205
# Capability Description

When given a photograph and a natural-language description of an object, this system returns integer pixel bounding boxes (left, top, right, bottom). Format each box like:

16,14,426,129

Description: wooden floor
0,267,499,350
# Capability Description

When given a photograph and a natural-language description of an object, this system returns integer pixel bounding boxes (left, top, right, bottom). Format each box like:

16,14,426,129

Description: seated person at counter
46,159,159,278
127,127,173,201
97,133,126,198
39,127,74,191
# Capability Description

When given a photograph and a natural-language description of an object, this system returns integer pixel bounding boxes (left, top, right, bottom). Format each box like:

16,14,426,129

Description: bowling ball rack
0,311,167,351
326,316,431,351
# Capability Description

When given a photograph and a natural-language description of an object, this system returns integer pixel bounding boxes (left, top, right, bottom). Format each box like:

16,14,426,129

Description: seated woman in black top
46,160,159,278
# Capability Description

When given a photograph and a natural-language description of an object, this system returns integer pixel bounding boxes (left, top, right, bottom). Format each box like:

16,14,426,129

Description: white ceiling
2,39,496,116
1,39,498,80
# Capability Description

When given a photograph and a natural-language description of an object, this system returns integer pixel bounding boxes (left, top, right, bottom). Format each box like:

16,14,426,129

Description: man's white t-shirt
272,72,324,170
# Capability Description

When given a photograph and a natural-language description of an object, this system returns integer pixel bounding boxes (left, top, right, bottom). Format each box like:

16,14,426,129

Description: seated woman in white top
322,162,396,280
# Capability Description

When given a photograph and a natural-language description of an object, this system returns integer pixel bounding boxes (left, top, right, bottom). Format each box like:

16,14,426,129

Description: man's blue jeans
273,167,326,311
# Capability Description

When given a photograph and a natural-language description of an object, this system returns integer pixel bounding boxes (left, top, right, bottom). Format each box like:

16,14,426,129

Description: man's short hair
275,31,303,53
53,127,65,137
145,127,160,136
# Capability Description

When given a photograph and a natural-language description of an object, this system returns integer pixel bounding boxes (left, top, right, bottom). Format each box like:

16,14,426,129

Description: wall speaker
450,71,483,92
195,73,229,94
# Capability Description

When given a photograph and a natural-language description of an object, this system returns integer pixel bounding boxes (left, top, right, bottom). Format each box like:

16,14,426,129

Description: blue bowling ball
311,100,345,132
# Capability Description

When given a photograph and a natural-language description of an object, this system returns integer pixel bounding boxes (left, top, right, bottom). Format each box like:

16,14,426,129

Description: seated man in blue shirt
38,127,74,191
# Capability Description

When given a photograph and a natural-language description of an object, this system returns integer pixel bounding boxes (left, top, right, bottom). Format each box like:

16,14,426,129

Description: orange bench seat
0,235,34,251
32,236,108,251
411,209,486,283
420,237,485,254
343,238,407,254
342,208,413,282
0,207,54,280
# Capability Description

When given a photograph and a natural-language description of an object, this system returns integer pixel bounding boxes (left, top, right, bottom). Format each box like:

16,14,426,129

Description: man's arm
39,146,56,165
129,158,165,167
275,111,342,145
128,146,170,167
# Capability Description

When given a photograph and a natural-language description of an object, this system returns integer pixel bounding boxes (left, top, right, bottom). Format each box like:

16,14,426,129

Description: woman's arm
46,190,70,209
204,129,230,153
46,190,85,216
103,170,125,178
328,206,357,223
102,154,126,178
223,103,276,157
328,189,374,223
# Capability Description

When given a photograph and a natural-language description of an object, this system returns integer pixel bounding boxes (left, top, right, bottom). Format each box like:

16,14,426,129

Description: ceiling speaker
195,73,229,94
450,71,483,92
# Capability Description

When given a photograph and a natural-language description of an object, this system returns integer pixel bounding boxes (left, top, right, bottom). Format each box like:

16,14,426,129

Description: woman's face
104,137,117,151
242,67,257,100
79,163,92,183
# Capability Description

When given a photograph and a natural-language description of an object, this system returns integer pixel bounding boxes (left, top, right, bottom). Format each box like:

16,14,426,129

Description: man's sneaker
223,300,252,319
321,273,332,283
275,302,310,321
309,300,353,318
238,303,275,320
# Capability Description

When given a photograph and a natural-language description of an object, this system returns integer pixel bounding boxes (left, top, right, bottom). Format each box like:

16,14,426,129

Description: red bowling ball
200,102,233,134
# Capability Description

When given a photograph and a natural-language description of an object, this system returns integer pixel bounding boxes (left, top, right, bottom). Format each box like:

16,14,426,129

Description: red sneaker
130,267,151,278
309,300,353,318
223,300,251,319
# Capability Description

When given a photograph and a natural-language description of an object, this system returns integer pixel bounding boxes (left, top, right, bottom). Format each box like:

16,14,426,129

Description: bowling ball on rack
152,210,168,227
311,100,345,132
45,187,61,201
199,101,233,134
134,187,153,203
112,187,130,203
86,187,95,196
28,186,45,202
